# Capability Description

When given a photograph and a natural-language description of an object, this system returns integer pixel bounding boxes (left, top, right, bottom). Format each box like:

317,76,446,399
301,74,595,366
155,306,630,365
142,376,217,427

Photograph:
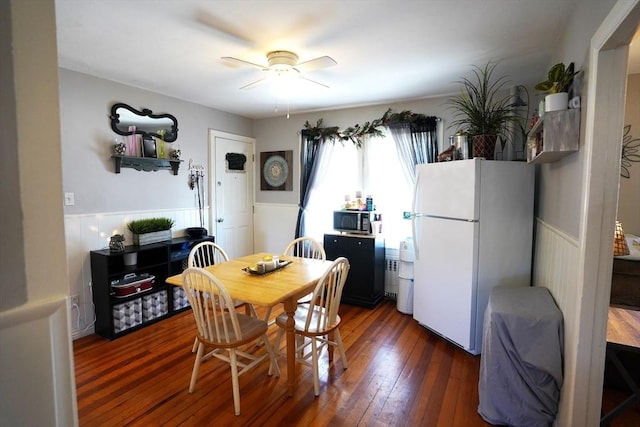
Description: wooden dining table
165,252,332,397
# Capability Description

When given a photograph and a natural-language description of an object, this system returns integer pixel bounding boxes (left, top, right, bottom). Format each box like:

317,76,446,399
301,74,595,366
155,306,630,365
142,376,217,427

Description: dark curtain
295,130,321,238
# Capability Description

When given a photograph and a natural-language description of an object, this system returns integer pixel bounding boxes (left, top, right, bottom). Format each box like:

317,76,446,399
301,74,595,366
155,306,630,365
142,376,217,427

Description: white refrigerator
411,159,534,355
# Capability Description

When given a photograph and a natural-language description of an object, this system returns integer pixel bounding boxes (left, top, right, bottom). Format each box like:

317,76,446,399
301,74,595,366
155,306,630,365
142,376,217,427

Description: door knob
217,218,224,223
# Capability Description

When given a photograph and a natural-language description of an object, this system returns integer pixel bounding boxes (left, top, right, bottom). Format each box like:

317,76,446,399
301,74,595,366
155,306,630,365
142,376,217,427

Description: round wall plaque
263,154,289,188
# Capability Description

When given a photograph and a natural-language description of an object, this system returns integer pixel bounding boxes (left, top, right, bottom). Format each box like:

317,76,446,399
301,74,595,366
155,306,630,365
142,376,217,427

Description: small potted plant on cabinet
127,217,175,245
447,61,518,160
535,62,579,112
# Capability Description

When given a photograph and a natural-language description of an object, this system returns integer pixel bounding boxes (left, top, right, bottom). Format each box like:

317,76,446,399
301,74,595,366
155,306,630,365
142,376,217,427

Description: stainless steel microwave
333,210,374,234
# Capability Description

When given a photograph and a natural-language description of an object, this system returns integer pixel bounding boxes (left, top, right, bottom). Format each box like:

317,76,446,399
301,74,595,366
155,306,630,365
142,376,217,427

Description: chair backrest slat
284,237,326,260
189,242,229,268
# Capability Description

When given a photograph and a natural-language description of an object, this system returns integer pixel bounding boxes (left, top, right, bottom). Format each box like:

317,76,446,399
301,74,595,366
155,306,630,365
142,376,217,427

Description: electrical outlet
70,295,80,307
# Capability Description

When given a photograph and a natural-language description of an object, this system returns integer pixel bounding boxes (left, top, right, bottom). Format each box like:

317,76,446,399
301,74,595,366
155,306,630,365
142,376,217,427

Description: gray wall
534,0,618,238
620,73,640,235
59,69,254,215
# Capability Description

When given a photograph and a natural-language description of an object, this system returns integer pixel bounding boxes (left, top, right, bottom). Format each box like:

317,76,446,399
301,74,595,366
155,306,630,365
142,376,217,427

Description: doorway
578,2,640,424
208,130,255,259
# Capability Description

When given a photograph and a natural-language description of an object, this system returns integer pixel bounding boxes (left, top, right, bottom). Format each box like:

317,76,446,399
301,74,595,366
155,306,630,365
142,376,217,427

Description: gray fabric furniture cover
478,286,564,427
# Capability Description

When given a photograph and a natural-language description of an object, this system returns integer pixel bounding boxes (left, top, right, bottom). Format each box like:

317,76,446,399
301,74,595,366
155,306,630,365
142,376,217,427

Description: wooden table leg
284,298,297,397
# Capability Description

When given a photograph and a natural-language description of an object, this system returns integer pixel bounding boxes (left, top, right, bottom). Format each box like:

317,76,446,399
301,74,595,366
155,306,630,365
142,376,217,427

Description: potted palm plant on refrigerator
448,61,518,159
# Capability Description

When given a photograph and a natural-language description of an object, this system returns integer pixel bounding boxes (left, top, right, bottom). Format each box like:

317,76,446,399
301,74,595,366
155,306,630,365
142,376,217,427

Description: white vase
503,139,515,161
493,139,503,160
123,252,137,266
545,92,569,112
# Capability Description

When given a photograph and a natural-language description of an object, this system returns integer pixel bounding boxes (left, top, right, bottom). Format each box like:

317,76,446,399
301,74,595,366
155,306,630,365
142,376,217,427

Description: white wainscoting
253,203,299,254
532,218,579,427
64,207,205,339
0,295,78,425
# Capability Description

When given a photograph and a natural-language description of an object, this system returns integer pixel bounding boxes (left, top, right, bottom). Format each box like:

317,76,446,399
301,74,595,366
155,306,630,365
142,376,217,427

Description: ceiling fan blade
294,56,337,73
221,56,267,70
298,75,330,89
239,77,269,90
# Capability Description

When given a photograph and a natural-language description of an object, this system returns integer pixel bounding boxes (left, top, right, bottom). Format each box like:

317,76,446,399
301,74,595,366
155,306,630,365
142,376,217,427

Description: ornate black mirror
109,103,178,142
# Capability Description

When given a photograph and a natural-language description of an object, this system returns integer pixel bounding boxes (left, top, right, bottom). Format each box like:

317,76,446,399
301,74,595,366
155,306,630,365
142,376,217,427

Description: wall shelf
527,108,580,164
112,155,182,175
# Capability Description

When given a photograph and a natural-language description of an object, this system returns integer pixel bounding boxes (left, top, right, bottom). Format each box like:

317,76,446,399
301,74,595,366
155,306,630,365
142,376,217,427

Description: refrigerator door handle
412,169,421,260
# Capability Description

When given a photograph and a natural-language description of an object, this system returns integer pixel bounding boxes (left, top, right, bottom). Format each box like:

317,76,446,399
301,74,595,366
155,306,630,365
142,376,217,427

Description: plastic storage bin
112,298,142,333
142,290,168,321
172,287,191,310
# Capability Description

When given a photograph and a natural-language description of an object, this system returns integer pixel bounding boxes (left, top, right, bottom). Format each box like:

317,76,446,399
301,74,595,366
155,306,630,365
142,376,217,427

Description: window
304,135,413,248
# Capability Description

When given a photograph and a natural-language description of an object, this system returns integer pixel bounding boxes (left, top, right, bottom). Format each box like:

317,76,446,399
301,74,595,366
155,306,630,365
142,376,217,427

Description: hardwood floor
73,300,639,426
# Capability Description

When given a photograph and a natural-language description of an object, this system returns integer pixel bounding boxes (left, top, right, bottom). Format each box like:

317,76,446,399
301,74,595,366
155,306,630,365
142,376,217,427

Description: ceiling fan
221,50,337,90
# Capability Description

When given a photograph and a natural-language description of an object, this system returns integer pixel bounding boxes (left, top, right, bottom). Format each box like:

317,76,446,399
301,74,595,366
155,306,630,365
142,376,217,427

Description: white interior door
209,130,255,259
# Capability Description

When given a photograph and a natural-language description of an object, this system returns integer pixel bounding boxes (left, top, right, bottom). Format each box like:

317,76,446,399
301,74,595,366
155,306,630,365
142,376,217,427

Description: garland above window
302,108,439,147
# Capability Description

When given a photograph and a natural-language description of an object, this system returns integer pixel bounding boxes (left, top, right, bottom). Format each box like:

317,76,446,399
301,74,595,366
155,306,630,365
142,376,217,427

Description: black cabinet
324,233,385,308
90,236,212,339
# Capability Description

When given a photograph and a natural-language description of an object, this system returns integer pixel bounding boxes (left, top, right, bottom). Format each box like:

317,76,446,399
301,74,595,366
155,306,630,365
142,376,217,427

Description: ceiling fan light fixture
266,51,299,78
267,50,299,69
224,49,335,90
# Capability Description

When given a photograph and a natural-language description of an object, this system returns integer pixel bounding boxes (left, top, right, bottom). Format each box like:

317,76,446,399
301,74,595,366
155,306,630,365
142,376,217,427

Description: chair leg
334,329,348,369
256,306,275,348
274,326,284,356
189,342,204,393
296,334,305,358
244,303,258,318
311,337,320,396
229,348,241,416
191,336,198,353
264,333,281,377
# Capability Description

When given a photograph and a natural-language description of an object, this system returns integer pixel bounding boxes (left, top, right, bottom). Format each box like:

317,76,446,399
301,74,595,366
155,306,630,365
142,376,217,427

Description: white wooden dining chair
262,237,327,327
182,267,280,416
188,241,257,353
274,257,350,396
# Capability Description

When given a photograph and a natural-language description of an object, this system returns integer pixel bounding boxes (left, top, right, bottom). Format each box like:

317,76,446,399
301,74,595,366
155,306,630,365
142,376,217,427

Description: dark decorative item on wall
261,150,293,191
226,153,247,171
109,102,178,142
621,124,640,178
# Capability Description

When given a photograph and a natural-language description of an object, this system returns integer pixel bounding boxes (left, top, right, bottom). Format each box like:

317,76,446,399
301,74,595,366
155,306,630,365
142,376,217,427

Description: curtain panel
296,131,332,238
387,116,439,186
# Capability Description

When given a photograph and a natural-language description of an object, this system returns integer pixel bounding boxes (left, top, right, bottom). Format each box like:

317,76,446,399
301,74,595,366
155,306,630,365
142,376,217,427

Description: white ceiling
55,0,639,120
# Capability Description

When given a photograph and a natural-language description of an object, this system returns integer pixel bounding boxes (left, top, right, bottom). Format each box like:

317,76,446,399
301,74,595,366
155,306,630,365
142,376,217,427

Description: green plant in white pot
447,61,518,160
127,217,174,245
535,62,579,112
